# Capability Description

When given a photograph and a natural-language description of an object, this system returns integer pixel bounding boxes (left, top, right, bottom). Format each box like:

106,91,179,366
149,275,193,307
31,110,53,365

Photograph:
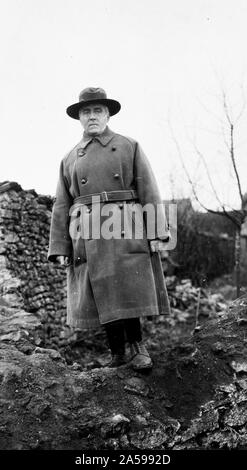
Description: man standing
48,87,170,370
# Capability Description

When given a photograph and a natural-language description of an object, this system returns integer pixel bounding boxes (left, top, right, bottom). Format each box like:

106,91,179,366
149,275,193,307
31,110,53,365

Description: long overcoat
48,126,171,329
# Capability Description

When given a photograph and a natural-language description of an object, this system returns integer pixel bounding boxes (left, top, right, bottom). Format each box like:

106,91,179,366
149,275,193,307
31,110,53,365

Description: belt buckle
102,191,108,202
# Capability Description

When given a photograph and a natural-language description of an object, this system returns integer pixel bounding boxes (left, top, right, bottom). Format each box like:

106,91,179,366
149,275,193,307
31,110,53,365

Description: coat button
121,230,125,237
119,203,123,209
114,173,120,179
112,146,116,151
78,149,86,157
81,178,88,184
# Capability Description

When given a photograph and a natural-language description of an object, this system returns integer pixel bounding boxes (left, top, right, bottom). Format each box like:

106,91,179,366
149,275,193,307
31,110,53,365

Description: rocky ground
1,278,247,450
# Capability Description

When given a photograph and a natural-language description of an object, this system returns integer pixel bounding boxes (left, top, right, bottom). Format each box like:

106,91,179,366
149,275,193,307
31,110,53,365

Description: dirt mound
1,297,247,450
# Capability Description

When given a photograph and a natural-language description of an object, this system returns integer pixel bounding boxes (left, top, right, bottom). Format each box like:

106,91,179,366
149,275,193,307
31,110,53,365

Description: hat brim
66,98,121,119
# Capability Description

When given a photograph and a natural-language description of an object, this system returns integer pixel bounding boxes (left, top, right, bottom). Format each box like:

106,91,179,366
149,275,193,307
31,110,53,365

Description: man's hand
150,239,169,253
57,256,71,266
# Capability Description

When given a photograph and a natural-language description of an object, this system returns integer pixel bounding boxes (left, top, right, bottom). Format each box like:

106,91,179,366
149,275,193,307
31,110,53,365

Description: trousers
104,318,142,354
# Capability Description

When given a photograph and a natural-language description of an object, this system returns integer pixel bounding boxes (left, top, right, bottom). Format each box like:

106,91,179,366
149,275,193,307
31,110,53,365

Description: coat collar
79,126,115,149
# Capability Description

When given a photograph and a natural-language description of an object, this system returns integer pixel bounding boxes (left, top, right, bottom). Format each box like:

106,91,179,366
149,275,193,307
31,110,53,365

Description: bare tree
170,83,247,298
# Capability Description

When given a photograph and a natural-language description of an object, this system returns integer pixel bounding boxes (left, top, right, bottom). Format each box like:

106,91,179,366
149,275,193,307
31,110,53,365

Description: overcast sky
1,0,247,209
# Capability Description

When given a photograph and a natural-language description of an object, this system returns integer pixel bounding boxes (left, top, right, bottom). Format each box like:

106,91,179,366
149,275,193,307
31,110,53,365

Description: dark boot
129,341,153,370
104,320,128,368
106,353,128,368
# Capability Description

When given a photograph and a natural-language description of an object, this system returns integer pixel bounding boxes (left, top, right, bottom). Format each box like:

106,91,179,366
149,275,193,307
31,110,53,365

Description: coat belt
73,190,138,205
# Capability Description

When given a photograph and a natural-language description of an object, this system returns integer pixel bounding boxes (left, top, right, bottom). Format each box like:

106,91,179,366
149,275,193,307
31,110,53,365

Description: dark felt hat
66,87,121,119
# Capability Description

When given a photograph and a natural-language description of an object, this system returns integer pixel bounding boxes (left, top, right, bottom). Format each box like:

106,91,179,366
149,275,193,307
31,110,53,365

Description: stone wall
0,182,77,351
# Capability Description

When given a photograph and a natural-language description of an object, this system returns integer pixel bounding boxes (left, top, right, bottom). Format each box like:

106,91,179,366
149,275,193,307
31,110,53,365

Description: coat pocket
69,204,90,265
72,237,87,266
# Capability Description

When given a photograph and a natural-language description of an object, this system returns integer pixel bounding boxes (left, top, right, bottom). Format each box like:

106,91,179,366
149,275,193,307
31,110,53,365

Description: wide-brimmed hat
66,87,121,119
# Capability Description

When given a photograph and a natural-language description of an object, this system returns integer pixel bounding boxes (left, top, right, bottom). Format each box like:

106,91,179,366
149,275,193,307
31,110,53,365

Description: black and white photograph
1,0,247,465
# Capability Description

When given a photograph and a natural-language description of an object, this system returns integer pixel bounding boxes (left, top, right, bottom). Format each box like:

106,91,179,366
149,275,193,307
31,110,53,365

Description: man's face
79,103,110,136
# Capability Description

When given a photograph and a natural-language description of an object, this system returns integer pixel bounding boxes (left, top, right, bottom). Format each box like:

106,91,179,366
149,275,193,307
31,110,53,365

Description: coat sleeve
133,142,171,241
47,159,73,262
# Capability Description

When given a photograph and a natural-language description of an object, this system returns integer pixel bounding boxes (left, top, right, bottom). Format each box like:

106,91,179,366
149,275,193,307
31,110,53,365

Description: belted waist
73,190,138,205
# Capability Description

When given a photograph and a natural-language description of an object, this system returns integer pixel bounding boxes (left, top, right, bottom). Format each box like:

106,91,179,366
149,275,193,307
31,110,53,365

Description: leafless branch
168,120,242,228
222,89,232,126
220,121,231,152
235,84,246,122
196,97,222,124
191,139,223,208
219,86,244,206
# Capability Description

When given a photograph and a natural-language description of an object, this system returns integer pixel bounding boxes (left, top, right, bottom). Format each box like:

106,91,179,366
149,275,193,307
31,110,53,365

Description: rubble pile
166,277,229,325
1,296,247,450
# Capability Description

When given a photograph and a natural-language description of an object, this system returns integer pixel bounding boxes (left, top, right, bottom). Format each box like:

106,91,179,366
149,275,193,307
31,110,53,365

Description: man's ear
105,106,110,121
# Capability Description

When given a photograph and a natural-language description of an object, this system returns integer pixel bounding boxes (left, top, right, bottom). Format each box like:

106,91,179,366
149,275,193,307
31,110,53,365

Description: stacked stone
0,182,77,351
